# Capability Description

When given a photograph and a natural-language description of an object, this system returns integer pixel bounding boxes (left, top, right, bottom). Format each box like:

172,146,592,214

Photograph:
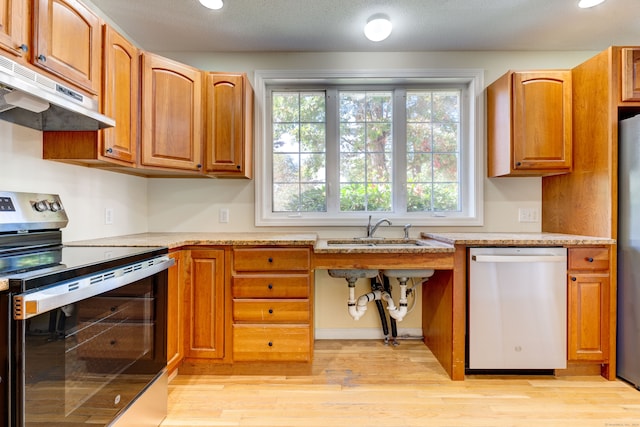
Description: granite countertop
65,232,318,249
65,231,616,251
422,232,616,246
313,237,454,253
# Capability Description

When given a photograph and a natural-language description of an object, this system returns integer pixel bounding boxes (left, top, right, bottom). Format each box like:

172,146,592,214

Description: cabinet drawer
568,247,609,271
233,300,310,323
233,248,310,272
232,275,310,298
232,325,310,362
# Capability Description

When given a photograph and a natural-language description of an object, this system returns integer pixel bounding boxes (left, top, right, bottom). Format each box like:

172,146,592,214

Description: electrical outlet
105,207,114,225
219,208,229,223
518,207,540,223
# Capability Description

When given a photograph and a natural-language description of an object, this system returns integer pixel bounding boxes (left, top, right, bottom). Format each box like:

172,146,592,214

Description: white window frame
254,69,484,227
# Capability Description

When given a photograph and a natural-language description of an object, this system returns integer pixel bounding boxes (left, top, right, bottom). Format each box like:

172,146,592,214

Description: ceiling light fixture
364,14,392,42
199,0,223,10
577,0,606,8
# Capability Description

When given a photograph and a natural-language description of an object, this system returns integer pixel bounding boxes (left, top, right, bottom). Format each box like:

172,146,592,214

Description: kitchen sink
325,238,436,248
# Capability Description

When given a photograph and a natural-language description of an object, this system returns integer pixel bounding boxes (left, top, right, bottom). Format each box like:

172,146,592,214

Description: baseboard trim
315,328,424,340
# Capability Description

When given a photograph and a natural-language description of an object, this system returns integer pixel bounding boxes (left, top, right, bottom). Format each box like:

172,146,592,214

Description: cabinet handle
110,340,117,345
571,276,577,281
515,162,522,167
267,283,273,289
17,44,28,53
196,164,202,169
586,257,594,262
236,165,241,170
106,148,113,154
268,308,274,314
37,54,46,62
268,257,273,263
268,341,273,347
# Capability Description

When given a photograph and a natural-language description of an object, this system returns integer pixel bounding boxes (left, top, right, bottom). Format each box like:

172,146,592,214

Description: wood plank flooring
162,340,640,427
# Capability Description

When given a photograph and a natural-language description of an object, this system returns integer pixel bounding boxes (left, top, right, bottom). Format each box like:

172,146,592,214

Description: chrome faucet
366,215,392,238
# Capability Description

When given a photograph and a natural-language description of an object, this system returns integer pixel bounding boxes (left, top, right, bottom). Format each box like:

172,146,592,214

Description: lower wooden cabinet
231,246,313,363
167,250,186,373
567,247,611,362
184,248,226,360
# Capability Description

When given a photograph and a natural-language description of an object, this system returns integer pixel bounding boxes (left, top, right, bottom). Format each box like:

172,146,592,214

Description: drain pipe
348,288,383,320
384,279,409,321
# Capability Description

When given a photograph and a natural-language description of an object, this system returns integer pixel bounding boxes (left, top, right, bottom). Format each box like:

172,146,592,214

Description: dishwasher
468,247,567,370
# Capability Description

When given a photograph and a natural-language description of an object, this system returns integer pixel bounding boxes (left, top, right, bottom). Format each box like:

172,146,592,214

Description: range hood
0,54,115,131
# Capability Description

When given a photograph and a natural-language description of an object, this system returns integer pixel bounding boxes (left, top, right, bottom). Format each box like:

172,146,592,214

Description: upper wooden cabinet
101,24,138,165
204,72,253,178
0,0,29,59
140,52,204,173
621,48,640,102
33,0,102,95
487,70,572,177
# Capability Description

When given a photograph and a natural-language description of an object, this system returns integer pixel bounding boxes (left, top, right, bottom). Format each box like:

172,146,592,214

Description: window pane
406,90,460,213
339,91,393,213
272,91,326,213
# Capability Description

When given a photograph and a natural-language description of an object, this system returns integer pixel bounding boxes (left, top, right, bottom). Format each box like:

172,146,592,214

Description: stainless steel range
0,191,173,426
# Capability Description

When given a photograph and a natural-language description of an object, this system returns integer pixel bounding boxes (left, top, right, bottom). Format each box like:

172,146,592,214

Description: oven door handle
13,255,174,320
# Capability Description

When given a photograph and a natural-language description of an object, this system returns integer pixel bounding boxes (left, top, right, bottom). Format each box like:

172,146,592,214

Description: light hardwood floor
162,340,640,427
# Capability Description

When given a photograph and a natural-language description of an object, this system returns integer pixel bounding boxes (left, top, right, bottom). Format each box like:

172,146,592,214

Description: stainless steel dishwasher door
468,247,568,370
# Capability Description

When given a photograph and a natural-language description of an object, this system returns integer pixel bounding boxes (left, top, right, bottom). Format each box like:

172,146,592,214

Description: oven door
11,255,172,426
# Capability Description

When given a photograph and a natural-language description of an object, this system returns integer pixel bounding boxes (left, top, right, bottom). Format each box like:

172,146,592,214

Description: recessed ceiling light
364,14,392,42
199,0,223,10
578,0,606,8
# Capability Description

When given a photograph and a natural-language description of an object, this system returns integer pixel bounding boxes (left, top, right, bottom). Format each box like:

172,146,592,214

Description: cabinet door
185,249,225,359
140,52,203,172
101,25,138,165
567,273,610,361
512,71,572,172
204,72,253,178
621,48,640,102
0,0,28,59
167,250,185,373
33,0,101,95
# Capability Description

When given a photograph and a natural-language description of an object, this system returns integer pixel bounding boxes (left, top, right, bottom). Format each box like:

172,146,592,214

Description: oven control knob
33,200,49,212
49,201,62,212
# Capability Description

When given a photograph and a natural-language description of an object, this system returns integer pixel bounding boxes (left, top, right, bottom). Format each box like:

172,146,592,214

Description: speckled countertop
65,231,615,252
65,232,318,249
422,232,615,246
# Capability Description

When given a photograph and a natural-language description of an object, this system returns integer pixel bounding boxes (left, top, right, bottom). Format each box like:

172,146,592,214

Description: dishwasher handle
471,254,567,263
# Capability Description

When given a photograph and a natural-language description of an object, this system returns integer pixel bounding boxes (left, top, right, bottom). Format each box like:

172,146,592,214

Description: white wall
0,121,148,242
145,50,597,337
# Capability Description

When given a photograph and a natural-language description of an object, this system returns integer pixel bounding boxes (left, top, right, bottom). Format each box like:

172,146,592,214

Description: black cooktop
4,245,168,292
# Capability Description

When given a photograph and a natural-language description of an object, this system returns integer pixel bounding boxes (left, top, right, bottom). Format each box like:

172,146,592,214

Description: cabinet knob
236,165,241,170
17,44,28,53
268,257,273,263
196,164,202,169
110,340,117,345
37,54,46,62
586,257,594,262
515,162,522,167
268,341,273,347
268,308,274,314
571,276,577,281
268,283,273,289
106,148,113,154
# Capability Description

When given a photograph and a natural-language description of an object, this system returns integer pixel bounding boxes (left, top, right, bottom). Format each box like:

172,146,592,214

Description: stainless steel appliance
617,115,640,389
0,191,173,426
468,247,567,370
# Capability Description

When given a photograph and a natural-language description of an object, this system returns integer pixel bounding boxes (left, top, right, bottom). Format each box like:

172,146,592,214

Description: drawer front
232,325,310,362
568,247,609,271
232,275,310,298
233,248,310,272
233,299,310,323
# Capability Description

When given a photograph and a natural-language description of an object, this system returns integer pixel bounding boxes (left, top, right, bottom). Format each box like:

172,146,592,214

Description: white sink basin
382,269,435,278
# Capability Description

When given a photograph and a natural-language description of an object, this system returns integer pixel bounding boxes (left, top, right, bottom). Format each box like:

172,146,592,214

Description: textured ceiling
86,0,640,52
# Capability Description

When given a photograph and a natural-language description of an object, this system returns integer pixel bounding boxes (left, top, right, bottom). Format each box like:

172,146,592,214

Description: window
255,69,483,227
